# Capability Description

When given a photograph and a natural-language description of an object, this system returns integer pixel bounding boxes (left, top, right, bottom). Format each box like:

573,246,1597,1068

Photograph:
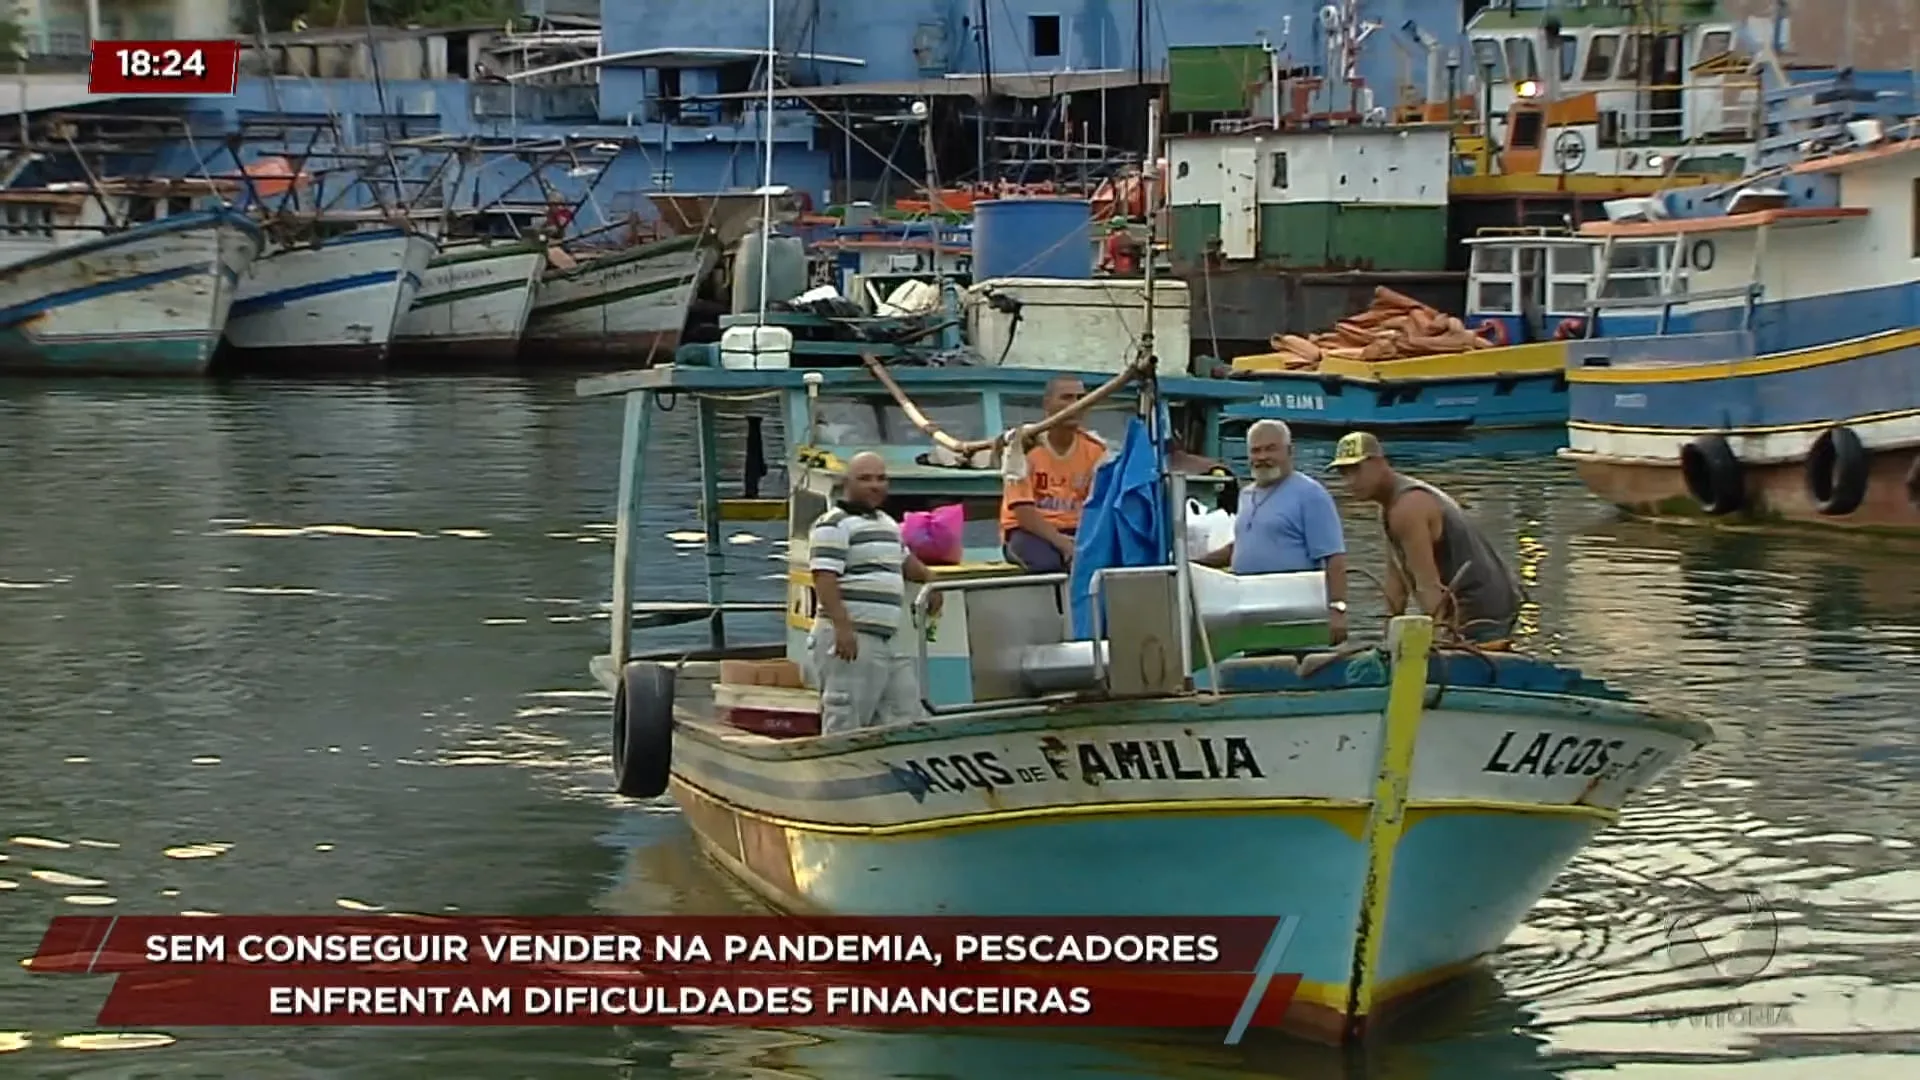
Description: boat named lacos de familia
1561,81,1920,532
0,181,259,375
224,216,437,369
392,236,545,364
575,356,1711,1043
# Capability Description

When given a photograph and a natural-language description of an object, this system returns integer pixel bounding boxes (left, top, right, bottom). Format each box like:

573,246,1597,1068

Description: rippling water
1,378,1916,1078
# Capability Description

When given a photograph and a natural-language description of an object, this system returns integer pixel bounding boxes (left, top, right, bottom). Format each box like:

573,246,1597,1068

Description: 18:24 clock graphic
88,41,242,96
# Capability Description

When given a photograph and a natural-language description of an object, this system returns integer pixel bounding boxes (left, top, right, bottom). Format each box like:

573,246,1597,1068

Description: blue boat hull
1222,372,1568,434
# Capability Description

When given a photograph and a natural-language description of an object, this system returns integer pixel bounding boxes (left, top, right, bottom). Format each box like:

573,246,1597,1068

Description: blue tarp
1068,412,1171,639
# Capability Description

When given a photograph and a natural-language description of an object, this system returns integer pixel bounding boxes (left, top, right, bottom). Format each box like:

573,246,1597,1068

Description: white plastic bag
1184,499,1235,557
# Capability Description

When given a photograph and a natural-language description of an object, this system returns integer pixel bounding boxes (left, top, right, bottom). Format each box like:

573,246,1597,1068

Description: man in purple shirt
1199,420,1350,643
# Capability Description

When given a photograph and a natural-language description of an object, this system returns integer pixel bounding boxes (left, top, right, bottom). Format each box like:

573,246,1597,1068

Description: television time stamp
87,40,241,96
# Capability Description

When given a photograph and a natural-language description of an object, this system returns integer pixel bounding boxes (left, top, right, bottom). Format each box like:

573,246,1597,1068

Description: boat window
166,197,193,217
1504,38,1538,83
1509,109,1543,149
1607,243,1662,274
1700,30,1731,60
1476,277,1516,313
1269,151,1289,189
1618,35,1644,79
1550,244,1593,276
1549,280,1589,312
1583,35,1619,80
1472,245,1515,276
1029,15,1061,59
1471,38,1505,83
2,203,54,237
127,196,157,223
1002,395,1134,448
814,395,986,450
1558,38,1578,81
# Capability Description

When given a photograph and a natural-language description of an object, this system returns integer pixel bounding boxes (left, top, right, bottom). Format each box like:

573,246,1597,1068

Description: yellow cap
1326,431,1384,470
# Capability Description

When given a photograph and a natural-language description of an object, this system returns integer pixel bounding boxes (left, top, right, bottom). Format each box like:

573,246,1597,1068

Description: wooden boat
391,236,545,365
0,179,259,376
524,189,805,365
224,210,438,370
575,354,1711,1043
1560,82,1920,533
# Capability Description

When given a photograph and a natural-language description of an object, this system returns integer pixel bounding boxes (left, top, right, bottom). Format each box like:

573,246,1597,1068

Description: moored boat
223,218,438,371
574,354,1711,1042
1560,110,1920,532
391,236,544,365
0,182,260,376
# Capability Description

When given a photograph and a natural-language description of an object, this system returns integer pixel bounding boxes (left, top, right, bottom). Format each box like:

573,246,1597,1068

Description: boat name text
894,737,1265,796
1480,730,1668,781
1259,393,1326,412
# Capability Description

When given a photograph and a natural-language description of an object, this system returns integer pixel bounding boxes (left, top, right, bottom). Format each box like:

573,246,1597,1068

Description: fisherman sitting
807,452,941,733
999,376,1108,573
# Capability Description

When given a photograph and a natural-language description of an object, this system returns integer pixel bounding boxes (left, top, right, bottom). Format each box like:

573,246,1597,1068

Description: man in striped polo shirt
808,451,942,733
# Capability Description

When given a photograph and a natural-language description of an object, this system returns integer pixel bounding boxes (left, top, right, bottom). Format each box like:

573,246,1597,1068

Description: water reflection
0,378,1915,1077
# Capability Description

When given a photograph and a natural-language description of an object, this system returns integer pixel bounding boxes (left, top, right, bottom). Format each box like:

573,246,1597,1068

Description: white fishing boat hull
524,235,713,364
392,238,544,364
224,229,437,368
0,210,260,375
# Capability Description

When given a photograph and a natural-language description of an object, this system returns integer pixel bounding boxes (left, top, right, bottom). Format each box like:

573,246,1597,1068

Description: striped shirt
808,506,907,639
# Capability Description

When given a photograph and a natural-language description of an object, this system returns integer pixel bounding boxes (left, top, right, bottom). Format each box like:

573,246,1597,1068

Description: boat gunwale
652,681,1711,763
0,208,262,282
574,363,1271,402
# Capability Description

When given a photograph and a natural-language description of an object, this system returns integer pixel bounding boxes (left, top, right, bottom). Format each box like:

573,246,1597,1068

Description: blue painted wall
608,0,1467,100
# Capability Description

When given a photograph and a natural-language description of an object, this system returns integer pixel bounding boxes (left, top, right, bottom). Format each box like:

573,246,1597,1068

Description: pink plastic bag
901,503,964,566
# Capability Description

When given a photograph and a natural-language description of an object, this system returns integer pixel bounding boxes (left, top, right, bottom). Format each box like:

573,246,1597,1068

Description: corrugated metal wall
1727,0,1920,70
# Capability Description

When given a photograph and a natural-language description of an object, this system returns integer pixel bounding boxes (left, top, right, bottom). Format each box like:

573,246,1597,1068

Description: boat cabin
1466,1,1757,176
576,364,1270,719
0,178,239,257
819,219,974,308
1465,226,1690,342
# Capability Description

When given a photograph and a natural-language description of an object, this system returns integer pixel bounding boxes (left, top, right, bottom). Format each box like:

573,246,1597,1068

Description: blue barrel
971,197,1094,280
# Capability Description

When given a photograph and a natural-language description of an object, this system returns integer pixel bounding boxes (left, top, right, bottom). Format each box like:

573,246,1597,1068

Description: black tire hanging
1804,425,1870,517
1905,455,1920,510
1680,435,1745,516
611,661,676,799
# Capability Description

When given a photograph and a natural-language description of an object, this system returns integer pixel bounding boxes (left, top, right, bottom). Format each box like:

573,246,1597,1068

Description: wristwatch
1328,601,1348,614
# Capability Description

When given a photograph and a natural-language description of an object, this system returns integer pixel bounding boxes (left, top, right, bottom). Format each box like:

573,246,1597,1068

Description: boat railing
1566,327,1757,370
912,573,1077,716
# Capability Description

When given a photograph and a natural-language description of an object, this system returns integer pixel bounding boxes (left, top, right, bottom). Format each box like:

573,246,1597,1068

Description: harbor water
1,377,1917,1077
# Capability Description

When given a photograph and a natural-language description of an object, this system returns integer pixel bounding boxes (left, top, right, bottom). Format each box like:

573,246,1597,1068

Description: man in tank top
1325,432,1525,648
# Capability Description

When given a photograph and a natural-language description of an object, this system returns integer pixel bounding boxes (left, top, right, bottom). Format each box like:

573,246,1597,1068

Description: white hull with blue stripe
0,210,260,376
224,228,437,367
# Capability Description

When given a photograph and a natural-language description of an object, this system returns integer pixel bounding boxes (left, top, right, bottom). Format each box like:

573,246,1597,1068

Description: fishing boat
0,180,260,375
524,189,807,365
391,236,545,365
1446,0,1763,239
1560,84,1920,532
576,102,1709,1045
224,213,438,370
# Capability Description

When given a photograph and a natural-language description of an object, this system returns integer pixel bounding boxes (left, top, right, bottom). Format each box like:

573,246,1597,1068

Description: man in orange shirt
999,375,1109,572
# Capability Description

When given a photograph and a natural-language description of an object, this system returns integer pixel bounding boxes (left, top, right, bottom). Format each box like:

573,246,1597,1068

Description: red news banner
88,40,242,96
31,916,1301,1032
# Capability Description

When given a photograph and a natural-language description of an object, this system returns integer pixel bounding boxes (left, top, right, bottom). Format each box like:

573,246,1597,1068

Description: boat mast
1139,97,1159,373
755,0,778,326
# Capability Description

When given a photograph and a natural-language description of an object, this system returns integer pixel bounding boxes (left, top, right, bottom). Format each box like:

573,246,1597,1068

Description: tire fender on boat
1476,319,1510,346
1805,425,1870,517
1905,455,1920,510
1553,318,1586,341
611,661,675,799
1680,435,1745,516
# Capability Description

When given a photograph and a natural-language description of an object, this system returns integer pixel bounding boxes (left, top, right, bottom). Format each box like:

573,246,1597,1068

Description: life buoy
1554,318,1586,341
1804,425,1869,517
1680,434,1745,516
611,661,676,798
1904,455,1920,510
1476,319,1510,346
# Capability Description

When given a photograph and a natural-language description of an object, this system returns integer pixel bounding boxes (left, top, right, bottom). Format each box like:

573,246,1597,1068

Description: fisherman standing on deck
1199,419,1350,644
999,375,1109,572
808,452,941,733
1326,431,1525,647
